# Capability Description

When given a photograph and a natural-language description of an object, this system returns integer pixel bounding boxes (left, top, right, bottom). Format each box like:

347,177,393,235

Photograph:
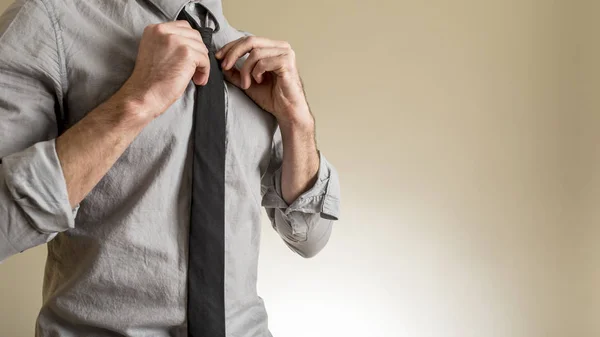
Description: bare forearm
56,91,151,208
279,112,320,205
51,21,214,209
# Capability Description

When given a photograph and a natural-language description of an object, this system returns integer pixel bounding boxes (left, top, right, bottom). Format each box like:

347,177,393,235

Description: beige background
0,0,598,336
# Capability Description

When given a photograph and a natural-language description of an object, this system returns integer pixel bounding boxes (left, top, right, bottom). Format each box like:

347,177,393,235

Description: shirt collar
148,0,226,31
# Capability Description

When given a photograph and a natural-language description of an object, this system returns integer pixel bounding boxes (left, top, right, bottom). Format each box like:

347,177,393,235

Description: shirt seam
38,0,68,110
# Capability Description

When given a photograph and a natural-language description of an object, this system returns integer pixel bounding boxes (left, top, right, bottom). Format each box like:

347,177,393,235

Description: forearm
266,115,339,257
56,20,214,208
279,109,320,205
56,90,152,208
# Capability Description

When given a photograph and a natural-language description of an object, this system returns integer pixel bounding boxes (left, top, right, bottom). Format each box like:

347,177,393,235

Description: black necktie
178,9,226,337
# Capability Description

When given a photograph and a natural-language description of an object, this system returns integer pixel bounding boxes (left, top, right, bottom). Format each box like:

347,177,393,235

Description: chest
57,0,276,179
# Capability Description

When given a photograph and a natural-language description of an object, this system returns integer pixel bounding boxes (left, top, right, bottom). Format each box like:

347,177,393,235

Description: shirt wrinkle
0,1,341,336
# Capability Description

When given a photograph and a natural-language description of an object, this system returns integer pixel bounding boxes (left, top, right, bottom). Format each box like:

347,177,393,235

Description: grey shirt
0,0,341,336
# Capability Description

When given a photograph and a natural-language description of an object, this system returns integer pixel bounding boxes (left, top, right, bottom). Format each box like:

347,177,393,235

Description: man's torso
30,0,277,335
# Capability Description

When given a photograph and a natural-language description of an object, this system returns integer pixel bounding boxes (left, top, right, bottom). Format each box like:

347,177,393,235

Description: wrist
277,105,315,134
278,109,317,158
108,82,158,128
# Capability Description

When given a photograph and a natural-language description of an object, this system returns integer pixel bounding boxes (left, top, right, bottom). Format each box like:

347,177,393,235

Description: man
0,0,340,336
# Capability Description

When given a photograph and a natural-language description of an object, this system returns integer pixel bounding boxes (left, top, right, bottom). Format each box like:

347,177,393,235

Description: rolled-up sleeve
261,128,341,258
0,0,76,262
0,140,78,259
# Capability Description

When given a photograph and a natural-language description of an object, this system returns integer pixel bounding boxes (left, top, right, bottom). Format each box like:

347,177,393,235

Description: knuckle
154,23,167,34
185,47,197,60
282,41,291,49
242,59,252,71
143,24,155,34
177,45,192,58
248,49,260,60
165,34,178,46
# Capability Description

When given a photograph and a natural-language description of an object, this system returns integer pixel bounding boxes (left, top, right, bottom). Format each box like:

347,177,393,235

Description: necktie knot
178,7,216,52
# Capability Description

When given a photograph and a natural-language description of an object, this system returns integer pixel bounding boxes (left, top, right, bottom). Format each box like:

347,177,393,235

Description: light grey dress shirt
0,0,341,336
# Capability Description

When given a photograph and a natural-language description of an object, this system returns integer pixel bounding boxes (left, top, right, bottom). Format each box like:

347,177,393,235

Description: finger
251,55,290,83
151,20,192,32
220,36,290,71
215,37,243,60
192,50,211,86
216,35,281,60
166,34,208,56
173,38,210,85
175,36,209,56
193,68,209,86
193,63,210,86
221,37,288,70
170,20,193,28
240,48,287,89
223,68,243,88
167,27,205,44
146,21,195,40
164,35,210,85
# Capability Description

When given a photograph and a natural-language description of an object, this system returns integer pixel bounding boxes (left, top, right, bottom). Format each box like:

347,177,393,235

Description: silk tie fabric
178,8,227,337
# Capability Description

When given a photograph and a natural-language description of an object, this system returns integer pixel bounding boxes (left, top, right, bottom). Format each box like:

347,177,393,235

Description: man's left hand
216,36,313,128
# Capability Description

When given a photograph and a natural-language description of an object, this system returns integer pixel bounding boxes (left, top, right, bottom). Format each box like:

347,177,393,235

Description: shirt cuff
262,151,340,233
2,139,79,235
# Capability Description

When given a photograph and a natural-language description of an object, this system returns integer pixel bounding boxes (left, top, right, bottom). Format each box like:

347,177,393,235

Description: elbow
273,209,335,259
0,174,60,262
296,245,325,259
289,219,333,259
292,244,322,259
2,140,78,234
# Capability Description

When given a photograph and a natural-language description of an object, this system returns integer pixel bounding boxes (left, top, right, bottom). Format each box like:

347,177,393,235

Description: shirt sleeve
0,0,78,262
261,127,340,258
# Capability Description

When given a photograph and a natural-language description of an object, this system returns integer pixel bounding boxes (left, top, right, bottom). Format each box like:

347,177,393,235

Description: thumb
192,67,210,86
223,68,243,88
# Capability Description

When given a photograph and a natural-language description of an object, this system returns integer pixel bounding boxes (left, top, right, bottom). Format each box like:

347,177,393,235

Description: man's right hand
55,21,210,207
120,20,210,121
